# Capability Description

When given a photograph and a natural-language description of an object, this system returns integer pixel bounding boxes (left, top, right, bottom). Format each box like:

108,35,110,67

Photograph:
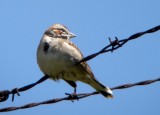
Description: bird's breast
37,38,81,78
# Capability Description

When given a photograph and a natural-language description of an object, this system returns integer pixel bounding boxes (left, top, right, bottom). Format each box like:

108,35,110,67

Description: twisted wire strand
0,77,159,112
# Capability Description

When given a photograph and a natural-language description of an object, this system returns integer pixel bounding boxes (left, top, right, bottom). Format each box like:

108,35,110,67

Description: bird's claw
65,92,79,102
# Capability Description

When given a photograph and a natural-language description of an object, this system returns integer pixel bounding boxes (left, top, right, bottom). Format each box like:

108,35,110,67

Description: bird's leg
73,87,76,94
64,80,78,101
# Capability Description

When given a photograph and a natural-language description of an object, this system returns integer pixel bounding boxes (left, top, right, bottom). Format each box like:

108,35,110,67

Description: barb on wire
77,25,160,64
0,77,159,112
0,75,49,102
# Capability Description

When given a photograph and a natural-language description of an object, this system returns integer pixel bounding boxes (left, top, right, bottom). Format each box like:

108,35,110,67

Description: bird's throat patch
43,42,50,53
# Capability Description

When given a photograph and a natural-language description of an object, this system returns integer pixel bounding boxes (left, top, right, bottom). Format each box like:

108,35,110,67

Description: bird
37,24,113,98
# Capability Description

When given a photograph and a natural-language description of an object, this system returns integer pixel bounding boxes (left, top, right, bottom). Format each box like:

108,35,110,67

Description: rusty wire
0,77,159,112
77,25,160,64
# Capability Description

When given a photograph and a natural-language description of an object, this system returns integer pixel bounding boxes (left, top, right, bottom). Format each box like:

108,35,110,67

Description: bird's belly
37,50,78,80
38,55,87,81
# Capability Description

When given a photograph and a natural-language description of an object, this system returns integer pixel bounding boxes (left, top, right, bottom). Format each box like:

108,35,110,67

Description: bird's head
45,24,76,40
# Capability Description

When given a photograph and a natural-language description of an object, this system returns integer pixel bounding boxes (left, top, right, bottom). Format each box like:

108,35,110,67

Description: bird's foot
65,92,79,102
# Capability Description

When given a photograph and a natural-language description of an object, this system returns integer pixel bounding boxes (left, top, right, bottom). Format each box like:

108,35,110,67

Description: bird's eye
53,28,67,36
59,29,66,33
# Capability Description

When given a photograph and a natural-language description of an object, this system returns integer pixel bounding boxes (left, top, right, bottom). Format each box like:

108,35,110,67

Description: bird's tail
88,78,113,98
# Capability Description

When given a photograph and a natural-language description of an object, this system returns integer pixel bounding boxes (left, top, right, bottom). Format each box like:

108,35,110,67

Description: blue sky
0,0,160,114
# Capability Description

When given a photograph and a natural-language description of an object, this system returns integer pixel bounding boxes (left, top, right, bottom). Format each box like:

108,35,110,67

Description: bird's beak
69,32,76,38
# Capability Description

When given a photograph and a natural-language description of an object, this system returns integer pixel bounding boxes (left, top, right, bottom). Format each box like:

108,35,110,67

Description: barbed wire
0,77,159,112
0,75,49,102
0,25,160,112
77,25,160,64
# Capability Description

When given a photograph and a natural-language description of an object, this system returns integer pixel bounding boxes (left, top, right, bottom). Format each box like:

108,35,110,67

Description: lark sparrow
37,24,113,98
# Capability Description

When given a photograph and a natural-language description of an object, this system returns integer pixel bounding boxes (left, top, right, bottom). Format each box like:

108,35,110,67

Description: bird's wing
65,40,95,78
